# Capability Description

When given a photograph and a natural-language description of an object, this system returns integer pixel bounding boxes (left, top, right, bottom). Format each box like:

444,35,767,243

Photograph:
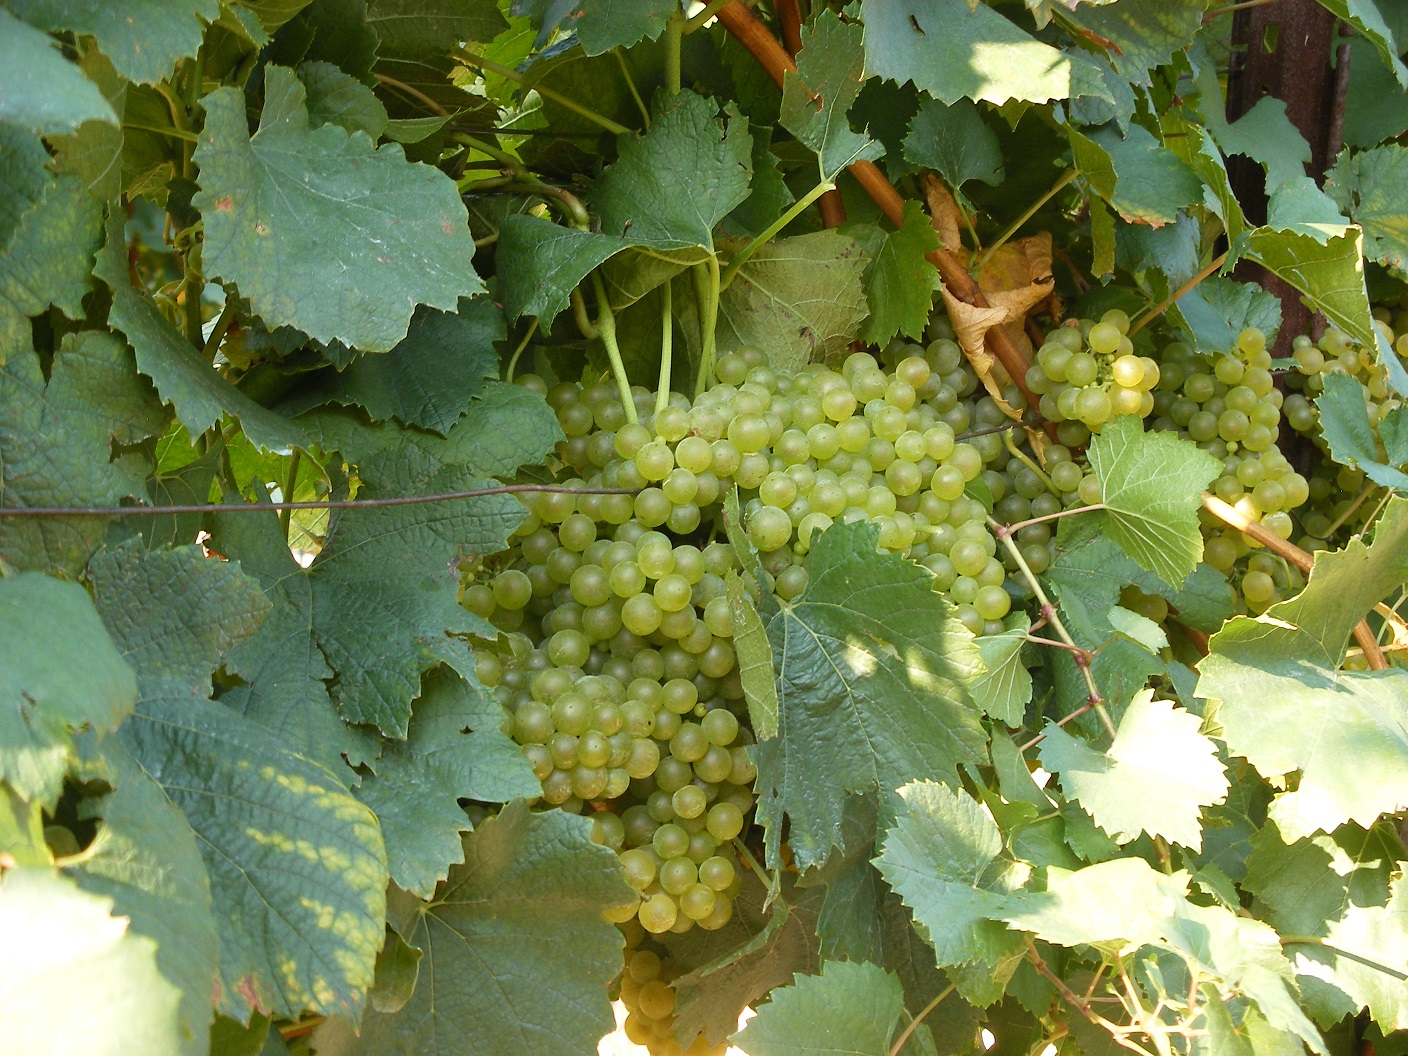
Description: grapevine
2,4,1408,1056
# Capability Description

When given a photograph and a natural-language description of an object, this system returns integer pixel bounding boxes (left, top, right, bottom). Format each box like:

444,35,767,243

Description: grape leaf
50,47,125,201
223,385,560,738
1244,226,1379,357
280,297,503,434
90,543,389,1022
6,0,218,84
0,9,118,133
0,172,103,327
296,59,389,139
1002,858,1325,1053
0,869,185,1055
1068,121,1201,227
591,90,753,251
667,873,823,1047
851,201,942,347
1038,690,1228,849
209,495,369,780
731,960,908,1056
96,214,310,453
364,0,507,101
1171,275,1283,356
874,780,1025,968
1315,373,1408,491
0,574,137,807
1327,144,1408,272
1199,497,1408,839
496,215,646,326
0,125,53,252
0,334,166,576
902,98,1004,198
354,667,539,898
571,0,677,56
72,738,219,1056
780,9,882,181
194,65,483,353
1088,414,1221,589
860,0,1111,107
341,802,633,1056
971,615,1034,727
1315,0,1408,88
755,520,986,870
1058,0,1205,86
713,230,870,376
726,570,779,741
1344,32,1408,148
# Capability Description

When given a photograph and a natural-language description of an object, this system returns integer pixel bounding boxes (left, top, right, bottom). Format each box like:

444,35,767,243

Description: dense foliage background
1,2,1407,1055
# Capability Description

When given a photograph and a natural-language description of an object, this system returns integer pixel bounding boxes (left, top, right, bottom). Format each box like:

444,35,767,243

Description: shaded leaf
1058,0,1205,86
1068,121,1201,227
852,201,942,347
7,0,218,84
0,9,118,133
902,98,1004,197
780,10,882,181
732,960,908,1056
1327,144,1408,272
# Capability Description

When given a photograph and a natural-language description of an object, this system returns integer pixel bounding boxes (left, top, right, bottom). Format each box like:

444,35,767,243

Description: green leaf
1199,496,1408,839
572,0,677,56
1039,690,1227,849
666,873,823,1047
1327,145,1408,272
902,98,1004,197
296,59,389,139
1314,0,1408,88
281,297,503,434
0,333,166,576
852,201,942,347
496,216,642,326
1295,872,1408,1031
0,125,54,253
0,869,185,1054
755,520,986,870
233,385,561,738
874,780,1024,968
1344,31,1408,148
732,960,907,1056
0,574,137,807
860,0,1111,107
0,9,119,133
340,802,633,1056
1068,121,1201,227
1006,859,1325,1051
714,230,870,375
1171,275,1283,356
7,0,218,84
355,667,539,898
72,739,219,1055
50,47,126,201
780,9,882,181
726,570,779,741
970,614,1034,727
591,90,753,251
1315,372,1408,491
364,0,507,97
1088,414,1221,589
1244,226,1379,357
194,65,483,353
0,173,103,328
96,215,310,453
91,543,389,1021
1058,0,1205,86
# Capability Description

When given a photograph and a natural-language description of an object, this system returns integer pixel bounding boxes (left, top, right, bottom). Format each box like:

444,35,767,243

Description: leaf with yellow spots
89,542,389,1023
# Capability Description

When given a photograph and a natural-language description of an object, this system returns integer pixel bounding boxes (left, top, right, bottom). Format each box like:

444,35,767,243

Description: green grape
672,784,708,820
670,723,709,762
702,708,739,746
569,565,611,607
680,884,717,921
492,570,532,610
698,856,736,892
622,594,663,636
747,506,793,551
639,893,678,934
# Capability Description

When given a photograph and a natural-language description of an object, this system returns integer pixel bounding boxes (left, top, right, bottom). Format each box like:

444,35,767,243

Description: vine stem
1322,482,1377,537
1020,699,1100,751
1003,429,1060,497
664,11,685,95
0,484,640,519
1002,504,1105,535
991,516,1117,739
504,319,538,382
720,180,834,292
684,0,738,30
1127,251,1229,336
656,281,673,417
973,167,1076,275
713,3,1040,408
373,72,448,116
589,271,639,424
455,50,631,136
887,985,955,1056
693,255,722,399
615,49,650,128
278,450,301,541
200,300,236,362
1200,493,1388,670
1204,0,1279,20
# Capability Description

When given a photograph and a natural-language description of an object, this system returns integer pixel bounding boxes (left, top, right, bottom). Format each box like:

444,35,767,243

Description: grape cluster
1025,309,1161,440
